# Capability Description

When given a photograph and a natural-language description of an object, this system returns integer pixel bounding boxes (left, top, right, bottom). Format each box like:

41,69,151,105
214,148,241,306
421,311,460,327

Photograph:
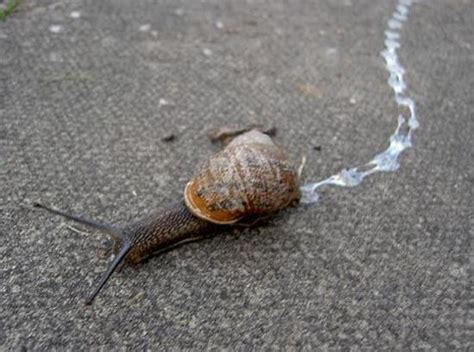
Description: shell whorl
184,130,300,224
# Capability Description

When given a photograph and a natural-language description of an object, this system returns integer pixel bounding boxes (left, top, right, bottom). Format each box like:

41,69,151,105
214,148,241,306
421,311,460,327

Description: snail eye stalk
33,202,124,239
83,242,132,305
34,202,130,304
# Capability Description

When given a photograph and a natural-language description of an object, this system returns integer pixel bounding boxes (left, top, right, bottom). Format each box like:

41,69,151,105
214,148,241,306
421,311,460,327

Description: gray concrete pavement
1,0,472,350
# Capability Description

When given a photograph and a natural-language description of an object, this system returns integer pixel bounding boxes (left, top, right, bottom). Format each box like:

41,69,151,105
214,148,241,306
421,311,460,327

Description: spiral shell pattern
184,130,300,224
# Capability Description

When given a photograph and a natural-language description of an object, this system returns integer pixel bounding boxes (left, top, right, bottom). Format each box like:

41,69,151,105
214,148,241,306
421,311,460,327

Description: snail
35,128,300,304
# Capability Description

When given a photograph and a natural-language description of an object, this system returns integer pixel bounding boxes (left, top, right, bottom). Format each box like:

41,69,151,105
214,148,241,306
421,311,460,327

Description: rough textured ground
1,0,472,350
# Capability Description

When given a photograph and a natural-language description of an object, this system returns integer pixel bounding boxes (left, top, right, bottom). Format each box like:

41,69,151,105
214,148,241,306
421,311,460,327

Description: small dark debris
313,145,322,151
161,134,176,142
244,19,258,26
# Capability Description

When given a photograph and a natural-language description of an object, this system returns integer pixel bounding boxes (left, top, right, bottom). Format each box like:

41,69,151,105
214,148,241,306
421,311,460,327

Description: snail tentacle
84,242,132,305
33,202,125,240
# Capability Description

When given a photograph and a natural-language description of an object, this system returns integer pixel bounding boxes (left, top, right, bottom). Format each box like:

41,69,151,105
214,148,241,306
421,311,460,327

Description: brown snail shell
184,130,300,224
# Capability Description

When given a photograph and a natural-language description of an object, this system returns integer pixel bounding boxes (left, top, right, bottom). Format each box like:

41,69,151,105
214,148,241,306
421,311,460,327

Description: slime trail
300,0,419,204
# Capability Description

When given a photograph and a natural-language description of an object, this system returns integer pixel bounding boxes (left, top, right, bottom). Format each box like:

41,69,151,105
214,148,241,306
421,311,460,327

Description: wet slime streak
300,0,418,203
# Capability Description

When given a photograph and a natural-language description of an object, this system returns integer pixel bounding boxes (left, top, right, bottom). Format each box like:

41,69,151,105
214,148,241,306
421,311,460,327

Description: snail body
35,129,300,304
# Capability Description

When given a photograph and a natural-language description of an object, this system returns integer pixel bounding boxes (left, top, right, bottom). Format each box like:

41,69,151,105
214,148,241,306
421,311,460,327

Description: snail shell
184,130,300,224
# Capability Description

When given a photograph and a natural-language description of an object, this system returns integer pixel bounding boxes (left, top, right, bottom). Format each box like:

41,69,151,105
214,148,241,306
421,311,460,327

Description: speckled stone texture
1,0,472,350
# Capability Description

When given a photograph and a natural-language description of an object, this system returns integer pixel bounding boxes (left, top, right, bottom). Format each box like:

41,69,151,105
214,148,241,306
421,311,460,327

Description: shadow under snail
35,127,301,305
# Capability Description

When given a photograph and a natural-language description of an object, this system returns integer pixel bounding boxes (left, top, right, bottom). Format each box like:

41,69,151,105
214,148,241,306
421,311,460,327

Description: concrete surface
1,0,472,350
